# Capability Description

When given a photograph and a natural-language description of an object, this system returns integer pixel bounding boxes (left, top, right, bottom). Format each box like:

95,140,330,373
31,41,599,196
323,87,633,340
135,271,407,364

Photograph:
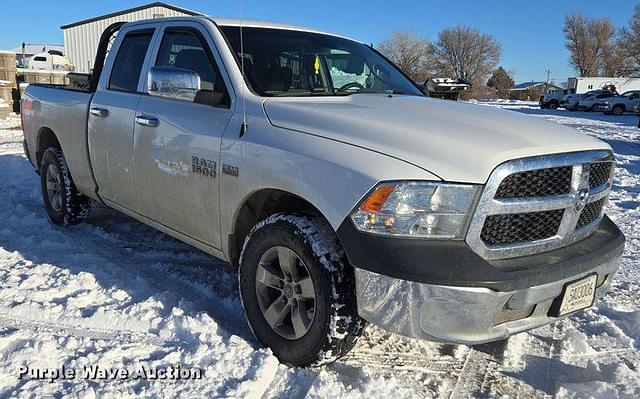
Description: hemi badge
222,164,239,177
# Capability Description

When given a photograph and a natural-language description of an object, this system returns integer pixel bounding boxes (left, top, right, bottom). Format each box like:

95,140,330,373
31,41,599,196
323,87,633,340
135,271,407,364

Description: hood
263,95,610,183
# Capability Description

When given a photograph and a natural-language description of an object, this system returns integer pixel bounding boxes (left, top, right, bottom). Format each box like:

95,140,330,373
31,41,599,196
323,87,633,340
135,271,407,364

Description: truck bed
22,84,98,198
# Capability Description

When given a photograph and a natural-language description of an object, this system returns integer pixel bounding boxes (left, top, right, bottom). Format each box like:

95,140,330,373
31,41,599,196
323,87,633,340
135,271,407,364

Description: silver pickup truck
21,17,625,366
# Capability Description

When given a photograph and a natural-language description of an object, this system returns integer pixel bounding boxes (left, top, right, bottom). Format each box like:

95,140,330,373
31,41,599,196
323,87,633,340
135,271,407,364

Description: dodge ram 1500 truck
21,17,625,367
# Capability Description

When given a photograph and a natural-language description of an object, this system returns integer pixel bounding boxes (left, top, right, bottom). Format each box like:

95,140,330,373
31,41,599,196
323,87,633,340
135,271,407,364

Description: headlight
350,181,478,239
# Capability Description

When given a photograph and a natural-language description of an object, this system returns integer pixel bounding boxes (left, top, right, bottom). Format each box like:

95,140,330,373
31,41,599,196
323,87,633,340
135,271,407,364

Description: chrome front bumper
354,255,620,344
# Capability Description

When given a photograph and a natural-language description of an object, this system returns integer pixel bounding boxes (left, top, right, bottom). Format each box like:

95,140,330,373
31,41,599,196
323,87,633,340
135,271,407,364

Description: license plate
557,274,597,316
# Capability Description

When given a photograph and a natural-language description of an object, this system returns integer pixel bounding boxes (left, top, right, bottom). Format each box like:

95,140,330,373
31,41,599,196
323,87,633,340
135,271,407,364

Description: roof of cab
212,17,357,41
123,16,357,42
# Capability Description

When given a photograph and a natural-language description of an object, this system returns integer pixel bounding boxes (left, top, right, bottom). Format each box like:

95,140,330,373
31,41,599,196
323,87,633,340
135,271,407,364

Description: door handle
135,115,159,127
89,108,109,117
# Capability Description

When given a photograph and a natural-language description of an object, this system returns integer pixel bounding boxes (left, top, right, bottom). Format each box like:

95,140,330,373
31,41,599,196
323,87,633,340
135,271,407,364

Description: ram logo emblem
192,156,217,178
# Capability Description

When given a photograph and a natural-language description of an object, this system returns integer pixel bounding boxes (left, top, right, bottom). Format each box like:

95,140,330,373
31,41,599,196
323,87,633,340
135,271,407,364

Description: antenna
238,0,248,137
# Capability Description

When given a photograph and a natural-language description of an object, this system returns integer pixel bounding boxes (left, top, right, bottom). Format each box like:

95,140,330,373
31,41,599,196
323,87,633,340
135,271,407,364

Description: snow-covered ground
0,103,638,398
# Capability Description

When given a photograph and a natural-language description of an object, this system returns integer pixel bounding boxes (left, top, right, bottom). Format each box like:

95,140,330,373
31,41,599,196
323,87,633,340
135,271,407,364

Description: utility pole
544,69,551,94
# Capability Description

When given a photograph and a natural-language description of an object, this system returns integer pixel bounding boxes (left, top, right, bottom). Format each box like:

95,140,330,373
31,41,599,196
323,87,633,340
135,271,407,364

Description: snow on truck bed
0,104,638,398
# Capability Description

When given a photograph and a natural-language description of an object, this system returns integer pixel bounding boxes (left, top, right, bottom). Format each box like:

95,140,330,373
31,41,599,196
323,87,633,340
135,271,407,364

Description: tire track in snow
449,340,508,399
0,314,169,346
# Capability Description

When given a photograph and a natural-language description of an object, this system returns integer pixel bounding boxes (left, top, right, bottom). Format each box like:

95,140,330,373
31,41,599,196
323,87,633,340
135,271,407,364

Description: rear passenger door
88,25,158,208
132,21,234,249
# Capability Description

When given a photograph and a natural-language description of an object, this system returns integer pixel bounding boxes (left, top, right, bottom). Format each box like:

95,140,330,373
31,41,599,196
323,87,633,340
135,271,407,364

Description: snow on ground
0,104,638,398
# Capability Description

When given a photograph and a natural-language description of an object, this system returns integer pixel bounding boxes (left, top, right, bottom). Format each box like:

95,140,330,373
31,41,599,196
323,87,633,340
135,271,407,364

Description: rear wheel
40,147,91,226
239,213,365,366
612,105,625,116
549,101,558,110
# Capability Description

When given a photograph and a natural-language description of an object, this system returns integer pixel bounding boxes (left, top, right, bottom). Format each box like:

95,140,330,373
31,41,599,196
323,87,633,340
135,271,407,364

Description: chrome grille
466,151,614,260
577,198,605,229
481,210,564,245
495,166,572,198
588,162,612,189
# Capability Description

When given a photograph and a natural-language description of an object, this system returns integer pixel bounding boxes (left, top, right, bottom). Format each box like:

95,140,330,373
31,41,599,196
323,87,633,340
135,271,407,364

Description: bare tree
377,31,430,83
564,13,622,76
621,4,640,76
603,37,632,77
427,26,501,88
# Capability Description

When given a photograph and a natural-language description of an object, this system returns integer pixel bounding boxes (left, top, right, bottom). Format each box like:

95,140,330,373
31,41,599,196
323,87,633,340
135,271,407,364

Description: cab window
155,28,230,107
109,31,154,93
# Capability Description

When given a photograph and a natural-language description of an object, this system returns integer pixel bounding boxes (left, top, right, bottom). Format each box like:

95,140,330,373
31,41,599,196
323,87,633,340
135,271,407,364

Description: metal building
61,2,201,72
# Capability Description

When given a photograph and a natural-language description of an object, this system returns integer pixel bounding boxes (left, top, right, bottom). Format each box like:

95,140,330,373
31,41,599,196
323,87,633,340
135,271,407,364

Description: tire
40,147,92,226
549,101,558,110
239,213,365,366
589,105,598,112
612,105,625,116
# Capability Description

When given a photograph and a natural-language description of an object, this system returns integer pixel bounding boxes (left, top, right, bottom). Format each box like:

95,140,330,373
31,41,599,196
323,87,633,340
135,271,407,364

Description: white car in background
560,92,589,111
603,90,640,115
577,91,616,112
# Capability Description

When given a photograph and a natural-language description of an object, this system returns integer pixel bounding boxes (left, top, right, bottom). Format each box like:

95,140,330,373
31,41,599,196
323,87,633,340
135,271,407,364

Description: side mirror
148,66,201,102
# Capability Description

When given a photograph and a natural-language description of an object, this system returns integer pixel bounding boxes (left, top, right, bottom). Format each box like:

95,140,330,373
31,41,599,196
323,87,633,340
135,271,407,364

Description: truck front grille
494,166,572,199
577,198,605,229
466,151,614,260
588,162,612,189
481,210,564,245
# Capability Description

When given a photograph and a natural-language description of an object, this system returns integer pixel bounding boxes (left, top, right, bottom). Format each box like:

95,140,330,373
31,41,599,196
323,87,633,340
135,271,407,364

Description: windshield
621,91,638,97
220,26,423,97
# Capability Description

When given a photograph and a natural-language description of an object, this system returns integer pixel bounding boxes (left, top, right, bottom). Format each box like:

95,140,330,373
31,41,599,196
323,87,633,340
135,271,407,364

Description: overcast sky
1,0,636,84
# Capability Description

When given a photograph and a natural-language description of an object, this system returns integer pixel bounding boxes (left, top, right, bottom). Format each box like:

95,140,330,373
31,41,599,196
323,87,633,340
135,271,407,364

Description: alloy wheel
255,246,317,339
46,163,63,212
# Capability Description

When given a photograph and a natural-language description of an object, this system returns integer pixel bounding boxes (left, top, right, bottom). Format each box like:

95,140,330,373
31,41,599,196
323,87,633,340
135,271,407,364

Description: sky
0,0,637,84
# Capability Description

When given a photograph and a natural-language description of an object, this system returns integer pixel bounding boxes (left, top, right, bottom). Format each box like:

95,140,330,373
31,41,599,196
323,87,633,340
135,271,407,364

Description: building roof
10,44,65,56
60,2,201,29
511,81,562,91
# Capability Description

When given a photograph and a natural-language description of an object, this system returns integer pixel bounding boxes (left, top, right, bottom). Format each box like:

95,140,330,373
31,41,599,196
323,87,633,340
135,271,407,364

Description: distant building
61,2,202,72
10,44,65,68
509,81,563,101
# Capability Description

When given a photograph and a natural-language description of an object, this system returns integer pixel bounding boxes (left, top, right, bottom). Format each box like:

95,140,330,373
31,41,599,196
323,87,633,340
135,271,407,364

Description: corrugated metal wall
63,6,193,73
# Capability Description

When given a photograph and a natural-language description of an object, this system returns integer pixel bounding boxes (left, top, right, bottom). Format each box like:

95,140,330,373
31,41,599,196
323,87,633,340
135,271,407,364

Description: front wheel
239,213,365,366
40,147,91,226
611,105,624,116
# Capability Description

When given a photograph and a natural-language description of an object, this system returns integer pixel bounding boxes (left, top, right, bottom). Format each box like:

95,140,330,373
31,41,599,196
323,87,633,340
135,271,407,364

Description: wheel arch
35,126,61,168
228,188,331,268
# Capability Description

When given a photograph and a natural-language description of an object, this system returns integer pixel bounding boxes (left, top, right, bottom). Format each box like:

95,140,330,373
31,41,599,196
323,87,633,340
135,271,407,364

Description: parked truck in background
21,17,625,366
539,88,567,109
603,90,640,115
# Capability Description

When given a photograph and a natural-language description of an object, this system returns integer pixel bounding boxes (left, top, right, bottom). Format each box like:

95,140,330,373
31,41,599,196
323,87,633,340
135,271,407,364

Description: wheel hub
45,163,63,213
255,246,317,340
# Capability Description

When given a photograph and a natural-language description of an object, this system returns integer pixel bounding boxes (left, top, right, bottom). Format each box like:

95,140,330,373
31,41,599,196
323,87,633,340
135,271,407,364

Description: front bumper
355,256,619,344
339,217,625,344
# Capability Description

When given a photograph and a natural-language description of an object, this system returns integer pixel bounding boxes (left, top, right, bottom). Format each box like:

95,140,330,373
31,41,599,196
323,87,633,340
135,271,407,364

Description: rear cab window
109,30,154,93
